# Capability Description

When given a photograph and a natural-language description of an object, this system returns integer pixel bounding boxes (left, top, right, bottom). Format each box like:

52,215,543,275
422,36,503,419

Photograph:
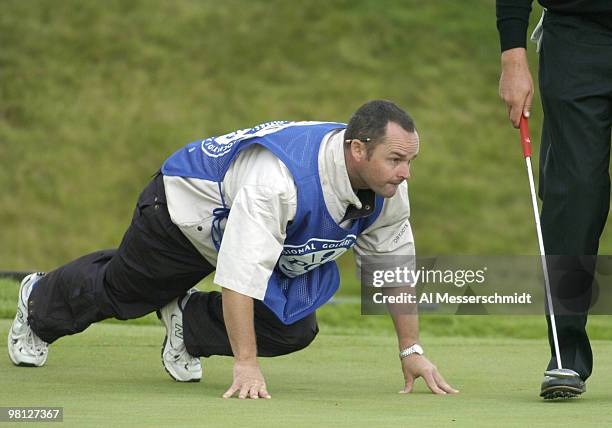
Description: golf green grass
2,319,612,428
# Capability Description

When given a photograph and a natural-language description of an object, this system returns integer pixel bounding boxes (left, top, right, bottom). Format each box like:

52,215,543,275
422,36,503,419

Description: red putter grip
519,116,532,158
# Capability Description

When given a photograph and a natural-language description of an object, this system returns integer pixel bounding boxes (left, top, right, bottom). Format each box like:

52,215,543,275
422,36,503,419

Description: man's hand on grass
223,360,271,400
400,354,459,395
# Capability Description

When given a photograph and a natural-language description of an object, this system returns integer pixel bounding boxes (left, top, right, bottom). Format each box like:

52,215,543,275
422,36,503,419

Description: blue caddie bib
162,121,383,324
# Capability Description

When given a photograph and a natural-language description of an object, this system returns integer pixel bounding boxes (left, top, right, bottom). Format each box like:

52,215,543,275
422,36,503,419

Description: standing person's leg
538,12,612,383
9,173,215,367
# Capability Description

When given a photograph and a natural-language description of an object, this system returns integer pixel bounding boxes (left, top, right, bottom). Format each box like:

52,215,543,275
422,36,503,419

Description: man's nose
398,162,410,180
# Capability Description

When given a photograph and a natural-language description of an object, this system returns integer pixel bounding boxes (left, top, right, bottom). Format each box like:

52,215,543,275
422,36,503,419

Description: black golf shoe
540,369,585,400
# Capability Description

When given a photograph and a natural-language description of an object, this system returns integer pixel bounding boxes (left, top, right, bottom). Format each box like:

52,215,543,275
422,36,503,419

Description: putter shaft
520,117,563,370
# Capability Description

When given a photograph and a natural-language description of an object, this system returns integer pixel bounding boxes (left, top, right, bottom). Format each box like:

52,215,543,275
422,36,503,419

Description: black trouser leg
538,12,612,381
183,291,319,358
28,173,215,344
27,250,120,344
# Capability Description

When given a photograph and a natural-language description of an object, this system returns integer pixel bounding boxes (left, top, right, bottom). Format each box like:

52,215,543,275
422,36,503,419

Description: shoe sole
160,336,200,383
541,386,584,400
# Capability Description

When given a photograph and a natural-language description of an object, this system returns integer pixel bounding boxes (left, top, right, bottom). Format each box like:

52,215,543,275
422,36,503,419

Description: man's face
352,122,419,198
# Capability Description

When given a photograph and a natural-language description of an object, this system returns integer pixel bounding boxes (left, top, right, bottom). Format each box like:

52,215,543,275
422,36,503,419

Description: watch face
413,344,423,354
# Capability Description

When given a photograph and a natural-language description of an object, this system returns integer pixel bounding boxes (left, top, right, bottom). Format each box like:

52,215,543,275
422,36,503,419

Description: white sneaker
158,293,202,382
7,273,49,367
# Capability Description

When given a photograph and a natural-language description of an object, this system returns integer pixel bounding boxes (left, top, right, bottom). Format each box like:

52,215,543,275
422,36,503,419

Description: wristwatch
399,343,424,359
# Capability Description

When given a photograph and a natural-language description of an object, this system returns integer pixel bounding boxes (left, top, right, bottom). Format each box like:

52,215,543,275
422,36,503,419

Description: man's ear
350,139,367,162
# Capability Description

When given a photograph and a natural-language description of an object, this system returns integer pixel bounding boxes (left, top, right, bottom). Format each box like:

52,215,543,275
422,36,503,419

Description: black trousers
538,12,612,380
27,173,318,358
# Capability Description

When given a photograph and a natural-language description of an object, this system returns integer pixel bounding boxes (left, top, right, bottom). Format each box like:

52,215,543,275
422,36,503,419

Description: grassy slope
3,0,611,273
1,0,611,353
1,320,612,427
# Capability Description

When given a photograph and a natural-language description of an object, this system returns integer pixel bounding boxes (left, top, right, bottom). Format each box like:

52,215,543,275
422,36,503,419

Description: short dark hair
345,100,415,157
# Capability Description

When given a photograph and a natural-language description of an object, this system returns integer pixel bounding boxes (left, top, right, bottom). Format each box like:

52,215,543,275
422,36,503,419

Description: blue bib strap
211,182,230,251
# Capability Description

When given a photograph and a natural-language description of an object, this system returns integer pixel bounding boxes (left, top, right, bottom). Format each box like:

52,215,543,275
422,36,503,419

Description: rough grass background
1,0,611,284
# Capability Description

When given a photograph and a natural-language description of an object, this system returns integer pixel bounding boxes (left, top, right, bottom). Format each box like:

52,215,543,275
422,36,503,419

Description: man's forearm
390,313,420,350
383,287,420,350
221,287,257,361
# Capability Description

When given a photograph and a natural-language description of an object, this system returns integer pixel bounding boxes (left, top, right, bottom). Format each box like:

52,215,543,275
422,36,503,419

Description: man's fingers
509,104,522,129
500,86,524,127
524,89,533,119
222,384,239,399
226,361,270,400
238,384,250,400
501,86,532,128
224,382,270,399
249,385,260,400
422,372,446,395
259,386,272,399
434,371,459,394
439,382,459,394
509,86,533,128
523,105,531,119
399,376,414,394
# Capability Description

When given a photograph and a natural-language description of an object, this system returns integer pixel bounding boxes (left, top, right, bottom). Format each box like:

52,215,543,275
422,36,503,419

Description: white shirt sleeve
353,181,415,278
213,184,295,300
